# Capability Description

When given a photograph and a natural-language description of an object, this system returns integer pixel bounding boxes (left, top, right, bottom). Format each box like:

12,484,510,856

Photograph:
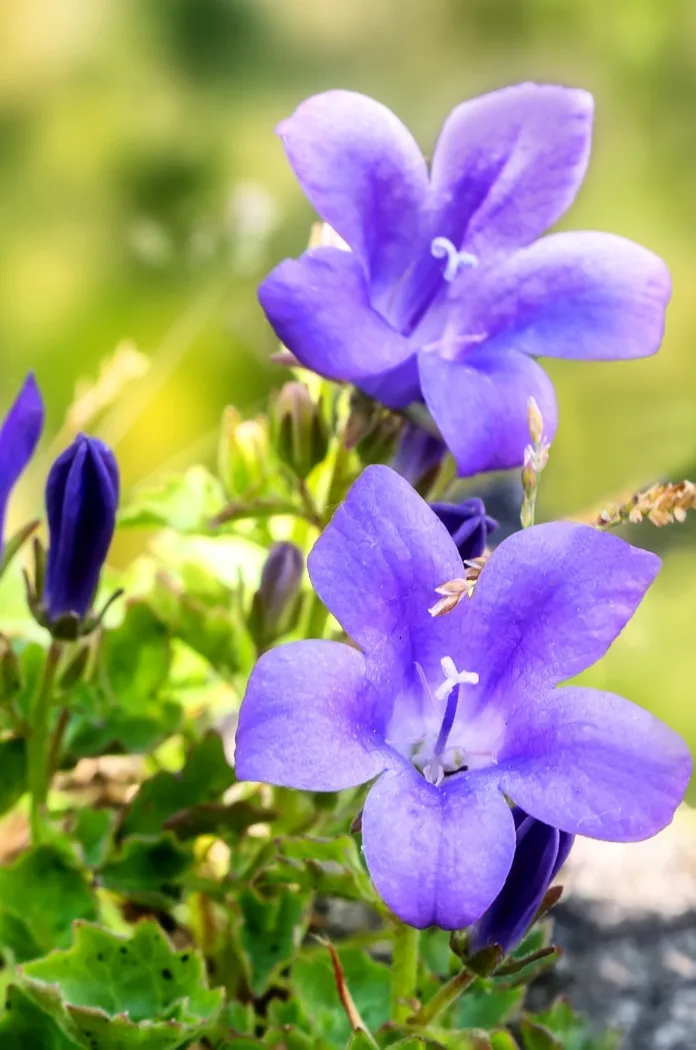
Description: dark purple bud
249,541,304,646
468,808,574,956
430,497,497,560
44,435,119,622
0,374,44,556
392,422,446,491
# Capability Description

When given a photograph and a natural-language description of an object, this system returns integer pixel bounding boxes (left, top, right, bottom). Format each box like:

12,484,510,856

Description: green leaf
451,982,523,1030
65,602,181,759
120,731,235,838
0,985,80,1049
0,737,27,816
519,1020,562,1050
20,920,223,1049
238,888,310,997
100,833,192,904
0,846,98,962
120,466,226,532
72,809,114,869
258,835,376,903
292,947,391,1049
490,1033,521,1050
163,800,275,841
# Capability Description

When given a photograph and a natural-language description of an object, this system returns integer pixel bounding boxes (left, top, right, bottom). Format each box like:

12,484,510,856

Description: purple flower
468,808,573,955
235,466,690,929
259,85,670,477
392,422,447,490
45,435,119,622
0,374,44,556
431,498,497,561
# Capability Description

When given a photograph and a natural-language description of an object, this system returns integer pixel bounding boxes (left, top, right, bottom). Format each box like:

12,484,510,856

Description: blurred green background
2,0,696,765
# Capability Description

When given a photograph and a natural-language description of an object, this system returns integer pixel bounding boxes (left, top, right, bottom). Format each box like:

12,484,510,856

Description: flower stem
390,921,420,1023
28,641,62,844
410,967,476,1026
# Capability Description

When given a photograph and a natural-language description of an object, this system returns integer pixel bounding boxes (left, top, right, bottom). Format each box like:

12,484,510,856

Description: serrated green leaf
0,846,98,962
73,809,114,869
120,466,226,532
238,888,310,997
347,1032,378,1050
0,737,27,815
524,999,620,1050
65,602,181,760
100,833,192,904
20,920,223,1050
0,985,80,1049
120,732,235,838
293,948,390,1050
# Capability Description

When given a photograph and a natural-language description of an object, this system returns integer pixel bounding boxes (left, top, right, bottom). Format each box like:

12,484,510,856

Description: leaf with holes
0,846,98,962
19,920,223,1049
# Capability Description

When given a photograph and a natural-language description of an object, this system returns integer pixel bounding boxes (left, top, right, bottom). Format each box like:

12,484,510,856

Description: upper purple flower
0,374,44,557
235,466,690,929
259,85,670,476
45,435,119,622
431,497,497,561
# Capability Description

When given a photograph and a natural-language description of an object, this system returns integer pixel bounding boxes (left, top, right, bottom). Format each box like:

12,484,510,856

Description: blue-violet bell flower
0,373,44,557
431,497,497,561
44,435,119,623
258,84,670,477
235,466,691,929
468,808,573,955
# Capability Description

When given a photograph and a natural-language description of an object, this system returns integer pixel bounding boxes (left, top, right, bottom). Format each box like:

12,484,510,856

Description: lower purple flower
234,466,691,929
468,808,573,955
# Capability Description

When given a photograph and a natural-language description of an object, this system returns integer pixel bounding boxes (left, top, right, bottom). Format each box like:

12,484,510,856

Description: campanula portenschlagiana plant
392,420,447,490
0,373,44,560
44,434,119,627
258,84,670,475
235,466,691,928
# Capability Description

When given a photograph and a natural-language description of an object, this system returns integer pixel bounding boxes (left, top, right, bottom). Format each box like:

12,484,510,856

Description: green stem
410,967,476,1026
390,921,420,1024
28,641,62,844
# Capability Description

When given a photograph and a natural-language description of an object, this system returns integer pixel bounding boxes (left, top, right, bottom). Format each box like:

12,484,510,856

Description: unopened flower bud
43,435,119,633
249,542,304,647
218,407,270,499
272,382,327,480
392,422,446,493
0,373,44,561
468,808,573,957
527,397,544,448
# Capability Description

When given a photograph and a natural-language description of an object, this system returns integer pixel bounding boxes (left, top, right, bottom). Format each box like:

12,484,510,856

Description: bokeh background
2,0,696,773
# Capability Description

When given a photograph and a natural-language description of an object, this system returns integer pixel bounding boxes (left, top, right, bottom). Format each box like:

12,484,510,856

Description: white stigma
434,656,479,701
431,237,479,282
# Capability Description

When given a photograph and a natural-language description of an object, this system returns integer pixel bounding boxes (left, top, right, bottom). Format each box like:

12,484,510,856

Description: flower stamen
431,237,479,282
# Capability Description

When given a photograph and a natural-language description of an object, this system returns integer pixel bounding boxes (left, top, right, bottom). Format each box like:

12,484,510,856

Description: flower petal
418,347,557,475
429,83,593,257
362,763,516,929
466,522,660,696
234,640,392,791
452,231,670,361
259,249,418,408
308,465,462,655
0,373,44,546
277,91,429,295
497,686,692,841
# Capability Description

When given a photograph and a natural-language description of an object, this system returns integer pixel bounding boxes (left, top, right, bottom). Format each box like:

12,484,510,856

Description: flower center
396,238,479,339
413,656,482,786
